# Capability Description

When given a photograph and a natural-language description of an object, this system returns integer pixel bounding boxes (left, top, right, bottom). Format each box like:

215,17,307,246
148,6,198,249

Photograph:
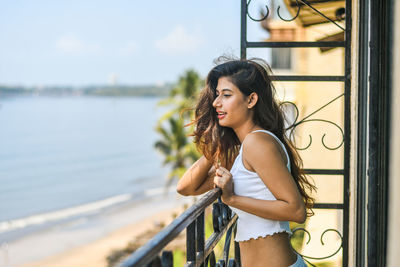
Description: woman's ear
247,92,258,108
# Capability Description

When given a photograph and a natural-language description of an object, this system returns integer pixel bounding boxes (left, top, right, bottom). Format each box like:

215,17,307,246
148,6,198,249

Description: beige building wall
348,0,360,265
295,24,344,266
268,0,368,266
270,16,346,266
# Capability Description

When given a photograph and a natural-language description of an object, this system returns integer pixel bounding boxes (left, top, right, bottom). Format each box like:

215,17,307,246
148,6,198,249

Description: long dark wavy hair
192,57,316,216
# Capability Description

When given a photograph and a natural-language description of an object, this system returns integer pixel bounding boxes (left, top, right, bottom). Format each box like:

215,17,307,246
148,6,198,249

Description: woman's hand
213,167,234,204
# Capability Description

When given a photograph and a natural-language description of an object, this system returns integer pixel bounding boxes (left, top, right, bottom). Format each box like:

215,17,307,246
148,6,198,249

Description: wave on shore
0,186,176,235
0,194,133,234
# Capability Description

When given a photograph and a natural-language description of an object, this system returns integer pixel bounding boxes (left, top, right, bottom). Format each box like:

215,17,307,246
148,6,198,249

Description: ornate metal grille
240,0,351,265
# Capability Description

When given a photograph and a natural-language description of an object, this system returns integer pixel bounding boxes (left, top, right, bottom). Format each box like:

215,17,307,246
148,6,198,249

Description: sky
0,0,276,87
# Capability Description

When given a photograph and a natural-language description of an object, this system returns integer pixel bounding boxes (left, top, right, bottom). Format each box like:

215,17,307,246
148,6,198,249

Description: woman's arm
214,133,306,224
176,156,216,196
227,194,306,224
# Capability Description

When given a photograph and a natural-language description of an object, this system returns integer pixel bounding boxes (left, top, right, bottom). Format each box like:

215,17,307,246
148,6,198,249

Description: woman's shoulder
243,130,278,150
242,131,280,159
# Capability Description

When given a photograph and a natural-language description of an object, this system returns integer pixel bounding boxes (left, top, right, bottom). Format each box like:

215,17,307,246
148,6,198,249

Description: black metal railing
120,188,240,267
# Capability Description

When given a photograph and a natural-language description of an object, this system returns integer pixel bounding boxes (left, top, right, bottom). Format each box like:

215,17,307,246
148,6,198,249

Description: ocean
0,96,173,242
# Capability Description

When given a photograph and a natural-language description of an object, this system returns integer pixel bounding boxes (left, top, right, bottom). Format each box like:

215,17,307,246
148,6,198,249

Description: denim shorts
289,254,307,267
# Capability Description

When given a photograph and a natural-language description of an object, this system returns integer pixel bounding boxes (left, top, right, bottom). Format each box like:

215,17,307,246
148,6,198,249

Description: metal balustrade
120,188,241,267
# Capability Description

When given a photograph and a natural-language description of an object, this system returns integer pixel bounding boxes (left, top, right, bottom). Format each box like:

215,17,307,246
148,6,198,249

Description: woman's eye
215,94,231,98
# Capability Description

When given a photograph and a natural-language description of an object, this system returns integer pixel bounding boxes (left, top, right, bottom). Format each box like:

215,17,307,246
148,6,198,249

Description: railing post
234,241,241,267
196,211,205,267
187,220,196,264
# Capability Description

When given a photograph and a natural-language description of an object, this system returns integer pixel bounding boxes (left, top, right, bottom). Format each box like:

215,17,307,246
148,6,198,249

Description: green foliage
172,249,186,266
289,221,306,252
312,261,336,267
154,69,204,183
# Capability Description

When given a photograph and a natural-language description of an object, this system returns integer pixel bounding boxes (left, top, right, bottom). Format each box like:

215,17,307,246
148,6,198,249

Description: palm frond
153,68,204,183
154,141,172,155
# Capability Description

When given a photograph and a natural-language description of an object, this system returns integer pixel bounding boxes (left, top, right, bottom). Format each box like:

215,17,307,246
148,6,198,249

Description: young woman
177,58,315,267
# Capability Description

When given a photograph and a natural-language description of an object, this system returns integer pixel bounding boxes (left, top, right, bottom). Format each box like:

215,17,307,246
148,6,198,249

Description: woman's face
212,76,252,128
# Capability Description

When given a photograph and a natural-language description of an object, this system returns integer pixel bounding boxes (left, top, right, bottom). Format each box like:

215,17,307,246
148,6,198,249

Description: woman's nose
212,96,220,108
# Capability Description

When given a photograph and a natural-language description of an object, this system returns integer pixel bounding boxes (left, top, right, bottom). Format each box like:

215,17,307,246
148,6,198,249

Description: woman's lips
217,114,226,119
217,111,226,119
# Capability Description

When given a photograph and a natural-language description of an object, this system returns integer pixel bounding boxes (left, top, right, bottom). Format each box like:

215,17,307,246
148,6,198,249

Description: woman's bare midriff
239,232,297,267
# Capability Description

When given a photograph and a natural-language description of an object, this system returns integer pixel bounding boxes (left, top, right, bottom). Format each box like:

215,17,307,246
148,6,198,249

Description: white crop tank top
229,129,292,242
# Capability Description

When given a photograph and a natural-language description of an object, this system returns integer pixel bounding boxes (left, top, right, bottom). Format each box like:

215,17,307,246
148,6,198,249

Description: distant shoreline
0,84,174,97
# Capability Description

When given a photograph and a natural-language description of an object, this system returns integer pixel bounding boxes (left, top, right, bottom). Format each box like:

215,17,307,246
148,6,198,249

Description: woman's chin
218,120,227,127
218,121,231,128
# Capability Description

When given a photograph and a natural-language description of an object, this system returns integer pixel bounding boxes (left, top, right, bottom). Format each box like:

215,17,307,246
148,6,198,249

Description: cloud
55,34,101,54
119,41,138,56
155,25,203,55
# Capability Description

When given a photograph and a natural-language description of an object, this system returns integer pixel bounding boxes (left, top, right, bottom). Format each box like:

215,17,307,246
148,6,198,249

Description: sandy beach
1,192,192,267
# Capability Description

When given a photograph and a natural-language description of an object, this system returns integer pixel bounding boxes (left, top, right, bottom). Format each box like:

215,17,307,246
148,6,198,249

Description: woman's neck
234,122,263,143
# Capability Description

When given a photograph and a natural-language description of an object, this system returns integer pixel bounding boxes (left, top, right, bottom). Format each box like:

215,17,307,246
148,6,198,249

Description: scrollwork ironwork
142,250,173,267
281,93,345,151
160,251,173,267
209,198,239,267
213,198,232,232
277,0,301,21
246,0,270,22
246,0,345,31
290,228,343,266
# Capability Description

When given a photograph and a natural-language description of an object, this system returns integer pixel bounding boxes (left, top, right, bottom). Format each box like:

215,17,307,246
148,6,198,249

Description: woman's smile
216,110,227,119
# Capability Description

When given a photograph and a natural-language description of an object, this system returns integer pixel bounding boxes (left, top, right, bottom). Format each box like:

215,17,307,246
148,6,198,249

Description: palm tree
155,69,203,184
157,69,202,120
